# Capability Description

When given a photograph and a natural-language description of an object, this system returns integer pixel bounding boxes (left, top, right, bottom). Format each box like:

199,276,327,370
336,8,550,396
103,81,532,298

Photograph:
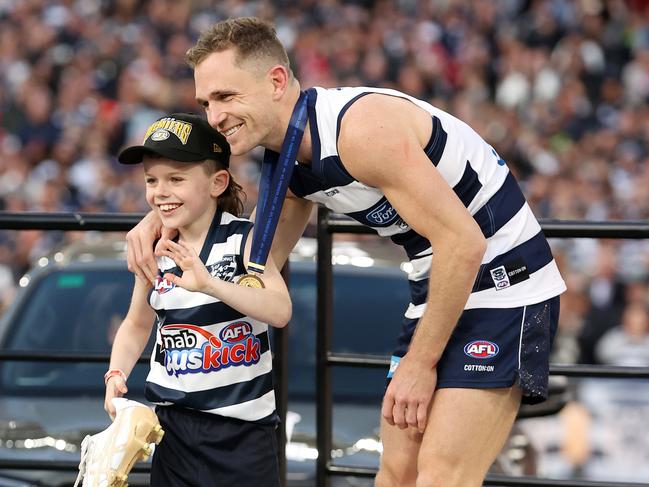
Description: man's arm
126,211,176,284
338,94,487,432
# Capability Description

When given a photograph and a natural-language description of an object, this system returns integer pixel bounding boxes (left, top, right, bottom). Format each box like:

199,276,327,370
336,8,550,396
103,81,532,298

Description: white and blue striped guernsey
144,210,277,425
290,87,566,318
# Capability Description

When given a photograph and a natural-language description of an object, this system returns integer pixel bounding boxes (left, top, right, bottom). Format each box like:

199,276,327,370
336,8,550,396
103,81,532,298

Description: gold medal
237,273,265,288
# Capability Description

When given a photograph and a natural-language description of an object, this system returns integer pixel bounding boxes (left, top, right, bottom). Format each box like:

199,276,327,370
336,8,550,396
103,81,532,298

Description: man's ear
211,169,230,198
268,64,290,101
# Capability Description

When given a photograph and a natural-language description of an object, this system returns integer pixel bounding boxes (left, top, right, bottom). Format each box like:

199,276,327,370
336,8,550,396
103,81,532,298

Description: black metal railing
316,208,649,487
0,212,143,231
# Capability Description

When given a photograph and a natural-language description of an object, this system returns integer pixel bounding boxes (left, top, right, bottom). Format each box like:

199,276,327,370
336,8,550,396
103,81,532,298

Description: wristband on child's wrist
104,369,127,386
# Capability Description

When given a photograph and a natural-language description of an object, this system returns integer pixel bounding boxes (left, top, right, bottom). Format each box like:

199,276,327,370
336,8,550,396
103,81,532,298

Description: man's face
194,49,276,156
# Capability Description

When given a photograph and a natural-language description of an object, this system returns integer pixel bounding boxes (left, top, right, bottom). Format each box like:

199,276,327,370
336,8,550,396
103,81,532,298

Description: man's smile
222,124,243,137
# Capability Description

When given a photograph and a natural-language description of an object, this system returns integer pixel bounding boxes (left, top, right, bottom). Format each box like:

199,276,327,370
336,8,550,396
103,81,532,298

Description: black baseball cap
118,113,230,167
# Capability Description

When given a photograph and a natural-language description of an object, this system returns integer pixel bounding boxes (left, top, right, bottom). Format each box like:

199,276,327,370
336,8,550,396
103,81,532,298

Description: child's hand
157,240,212,293
104,376,128,421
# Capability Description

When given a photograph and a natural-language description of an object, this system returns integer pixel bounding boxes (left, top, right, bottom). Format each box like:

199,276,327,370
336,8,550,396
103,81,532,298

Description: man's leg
376,386,521,487
375,418,422,487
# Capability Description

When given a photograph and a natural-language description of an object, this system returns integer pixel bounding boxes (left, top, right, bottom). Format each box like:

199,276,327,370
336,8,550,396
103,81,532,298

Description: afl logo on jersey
155,275,175,294
464,340,499,359
220,321,253,343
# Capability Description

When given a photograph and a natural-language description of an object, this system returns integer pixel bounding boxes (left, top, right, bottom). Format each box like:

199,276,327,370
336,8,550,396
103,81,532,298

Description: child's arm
157,238,292,328
104,275,156,419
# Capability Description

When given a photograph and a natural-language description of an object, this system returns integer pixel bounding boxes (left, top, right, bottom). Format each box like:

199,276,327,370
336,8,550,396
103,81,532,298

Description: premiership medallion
237,273,265,288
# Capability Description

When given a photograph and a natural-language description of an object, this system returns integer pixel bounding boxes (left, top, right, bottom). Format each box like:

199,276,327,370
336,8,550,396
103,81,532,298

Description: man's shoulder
311,85,392,105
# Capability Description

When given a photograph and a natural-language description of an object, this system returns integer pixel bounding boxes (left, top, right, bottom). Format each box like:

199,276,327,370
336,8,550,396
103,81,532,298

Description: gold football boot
74,398,164,487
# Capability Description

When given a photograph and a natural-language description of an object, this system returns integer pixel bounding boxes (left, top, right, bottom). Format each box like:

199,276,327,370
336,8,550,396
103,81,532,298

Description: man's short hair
186,17,292,77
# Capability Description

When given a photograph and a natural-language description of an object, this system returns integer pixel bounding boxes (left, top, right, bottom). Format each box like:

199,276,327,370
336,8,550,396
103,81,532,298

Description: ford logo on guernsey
367,201,399,226
464,340,499,359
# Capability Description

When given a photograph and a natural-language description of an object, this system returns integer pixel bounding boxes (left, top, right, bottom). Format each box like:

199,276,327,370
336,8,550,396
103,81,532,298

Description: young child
99,113,290,486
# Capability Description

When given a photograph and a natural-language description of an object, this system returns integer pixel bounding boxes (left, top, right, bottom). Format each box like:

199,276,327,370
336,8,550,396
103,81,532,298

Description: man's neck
267,84,312,164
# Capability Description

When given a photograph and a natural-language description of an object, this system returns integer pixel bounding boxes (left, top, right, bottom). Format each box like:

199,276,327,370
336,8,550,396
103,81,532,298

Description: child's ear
211,169,230,198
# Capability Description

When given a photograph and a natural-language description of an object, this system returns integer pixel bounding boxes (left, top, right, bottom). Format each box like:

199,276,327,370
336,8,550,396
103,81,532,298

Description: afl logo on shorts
464,340,499,359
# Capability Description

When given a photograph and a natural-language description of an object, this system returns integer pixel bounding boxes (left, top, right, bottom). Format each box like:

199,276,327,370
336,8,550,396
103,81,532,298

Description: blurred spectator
596,301,649,366
552,268,589,365
574,297,649,481
578,242,626,364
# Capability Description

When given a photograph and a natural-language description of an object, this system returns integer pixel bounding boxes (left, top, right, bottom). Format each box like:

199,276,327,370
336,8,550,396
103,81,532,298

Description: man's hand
126,211,176,283
157,240,212,293
381,353,437,433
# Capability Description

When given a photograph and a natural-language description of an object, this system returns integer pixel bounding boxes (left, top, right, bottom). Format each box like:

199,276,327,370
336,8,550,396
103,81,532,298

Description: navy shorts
388,296,560,405
150,405,280,487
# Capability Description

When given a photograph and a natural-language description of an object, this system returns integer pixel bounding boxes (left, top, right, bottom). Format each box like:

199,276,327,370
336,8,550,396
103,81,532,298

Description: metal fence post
316,207,333,487
273,263,290,486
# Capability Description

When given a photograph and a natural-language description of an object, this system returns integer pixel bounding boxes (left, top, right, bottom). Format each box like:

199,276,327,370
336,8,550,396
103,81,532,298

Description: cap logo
150,129,170,141
143,117,193,145
213,143,222,153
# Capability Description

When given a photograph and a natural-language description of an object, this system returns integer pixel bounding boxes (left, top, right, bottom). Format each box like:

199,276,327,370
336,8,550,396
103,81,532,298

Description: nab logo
220,321,253,343
464,340,499,359
155,275,175,294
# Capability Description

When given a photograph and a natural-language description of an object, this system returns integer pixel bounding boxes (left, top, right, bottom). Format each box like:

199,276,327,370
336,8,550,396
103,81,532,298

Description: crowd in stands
2,0,649,481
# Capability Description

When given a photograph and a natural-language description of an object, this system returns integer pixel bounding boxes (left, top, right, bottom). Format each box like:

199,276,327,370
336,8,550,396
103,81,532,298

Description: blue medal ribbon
248,91,309,274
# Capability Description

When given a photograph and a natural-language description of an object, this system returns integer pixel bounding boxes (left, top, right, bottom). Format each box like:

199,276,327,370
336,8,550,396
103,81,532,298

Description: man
126,17,566,487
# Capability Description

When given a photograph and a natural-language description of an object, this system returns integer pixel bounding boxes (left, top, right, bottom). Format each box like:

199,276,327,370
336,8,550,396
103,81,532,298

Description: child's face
143,157,217,232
